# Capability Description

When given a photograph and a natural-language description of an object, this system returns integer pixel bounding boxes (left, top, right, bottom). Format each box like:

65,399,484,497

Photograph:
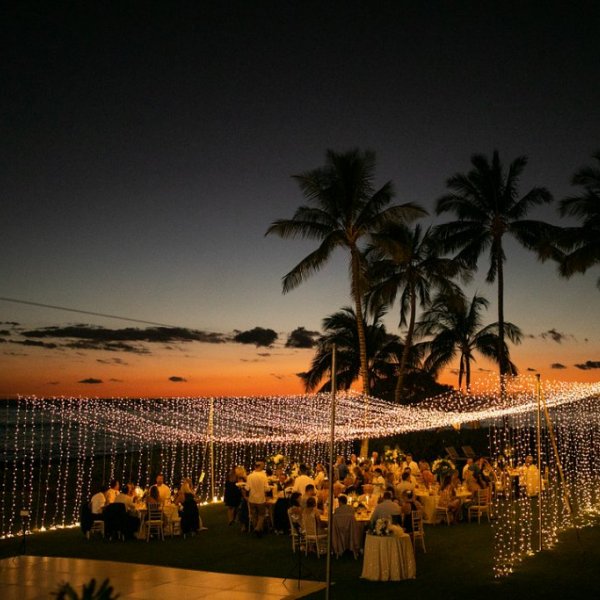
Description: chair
103,503,128,541
331,513,360,559
302,513,328,557
146,506,165,541
167,516,182,537
461,445,477,459
410,510,426,552
434,504,451,525
445,447,465,462
468,488,491,524
287,509,304,553
87,519,105,539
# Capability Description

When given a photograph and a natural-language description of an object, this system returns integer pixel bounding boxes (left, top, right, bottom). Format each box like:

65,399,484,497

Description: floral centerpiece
432,458,456,481
383,445,404,465
371,518,392,536
267,452,288,472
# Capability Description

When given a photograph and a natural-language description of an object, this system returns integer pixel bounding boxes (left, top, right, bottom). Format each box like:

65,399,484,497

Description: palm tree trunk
458,356,464,391
395,284,416,403
351,247,370,457
466,356,471,393
497,253,507,376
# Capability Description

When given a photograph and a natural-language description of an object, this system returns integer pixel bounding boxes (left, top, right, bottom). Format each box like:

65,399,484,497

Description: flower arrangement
383,445,404,464
371,518,392,536
267,452,288,471
432,458,456,480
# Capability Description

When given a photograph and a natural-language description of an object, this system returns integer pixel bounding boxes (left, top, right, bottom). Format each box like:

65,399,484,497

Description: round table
360,532,416,581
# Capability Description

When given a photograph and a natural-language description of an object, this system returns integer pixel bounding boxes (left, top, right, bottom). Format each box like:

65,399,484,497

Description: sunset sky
2,2,599,398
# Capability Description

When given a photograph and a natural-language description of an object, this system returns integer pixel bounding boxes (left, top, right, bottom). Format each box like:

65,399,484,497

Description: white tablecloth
415,491,438,524
360,533,416,581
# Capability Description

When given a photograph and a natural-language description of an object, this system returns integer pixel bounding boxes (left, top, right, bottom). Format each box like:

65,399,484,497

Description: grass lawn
2,504,600,599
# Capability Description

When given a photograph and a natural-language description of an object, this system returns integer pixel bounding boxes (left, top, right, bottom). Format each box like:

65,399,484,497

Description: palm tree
417,292,522,391
266,149,425,454
298,306,400,392
556,150,600,289
367,222,468,402
435,150,552,379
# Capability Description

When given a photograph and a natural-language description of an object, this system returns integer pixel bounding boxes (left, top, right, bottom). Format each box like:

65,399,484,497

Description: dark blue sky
2,1,599,394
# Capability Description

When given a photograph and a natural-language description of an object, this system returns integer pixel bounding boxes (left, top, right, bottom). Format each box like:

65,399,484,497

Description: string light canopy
1,375,599,579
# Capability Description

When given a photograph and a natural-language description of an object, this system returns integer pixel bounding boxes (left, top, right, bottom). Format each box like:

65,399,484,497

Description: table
360,532,416,581
414,491,438,524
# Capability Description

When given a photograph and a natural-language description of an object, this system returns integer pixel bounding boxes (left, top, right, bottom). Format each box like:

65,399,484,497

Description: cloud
97,357,129,365
47,381,60,385
551,363,567,369
4,351,28,356
285,327,320,349
169,376,187,382
12,339,58,349
78,378,103,384
270,373,286,380
108,378,124,382
0,338,7,343
240,358,265,363
526,367,537,372
21,325,227,345
0,330,11,336
540,329,574,343
233,327,278,347
574,360,600,370
257,352,271,357
65,340,149,354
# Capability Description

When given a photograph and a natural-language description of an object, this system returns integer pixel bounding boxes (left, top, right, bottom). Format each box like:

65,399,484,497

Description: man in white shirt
462,458,474,481
292,464,315,495
155,474,171,503
90,485,107,516
402,454,419,477
245,461,271,537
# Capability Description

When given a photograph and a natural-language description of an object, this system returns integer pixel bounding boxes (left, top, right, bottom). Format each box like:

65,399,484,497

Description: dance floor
0,555,326,599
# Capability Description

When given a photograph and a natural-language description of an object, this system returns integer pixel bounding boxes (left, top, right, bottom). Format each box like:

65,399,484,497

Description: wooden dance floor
0,555,326,599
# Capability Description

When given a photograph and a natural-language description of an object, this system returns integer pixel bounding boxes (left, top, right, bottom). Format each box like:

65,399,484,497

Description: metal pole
326,344,337,600
209,398,215,501
535,374,543,552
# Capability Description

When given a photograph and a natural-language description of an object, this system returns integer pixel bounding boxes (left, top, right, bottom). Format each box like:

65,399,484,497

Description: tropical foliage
417,291,522,391
435,150,552,377
367,222,469,401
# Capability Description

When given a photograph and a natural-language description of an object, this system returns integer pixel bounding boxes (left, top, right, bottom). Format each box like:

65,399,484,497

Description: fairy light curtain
1,377,599,579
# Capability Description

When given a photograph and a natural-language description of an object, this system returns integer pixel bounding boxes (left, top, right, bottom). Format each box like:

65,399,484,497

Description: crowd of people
82,473,202,540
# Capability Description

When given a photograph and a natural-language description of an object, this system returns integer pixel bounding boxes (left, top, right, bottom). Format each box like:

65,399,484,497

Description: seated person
334,494,355,517
369,490,401,528
437,475,461,524
300,483,317,508
90,484,108,518
105,479,120,504
302,496,325,530
395,470,416,497
147,484,162,509
287,491,303,527
371,468,386,493
398,490,423,532
113,483,141,539
419,461,435,488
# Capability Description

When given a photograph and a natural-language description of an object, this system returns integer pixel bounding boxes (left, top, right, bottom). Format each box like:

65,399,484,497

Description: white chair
410,510,426,552
167,516,182,537
302,513,328,557
435,504,451,525
287,509,304,553
146,506,165,541
87,519,105,539
468,488,491,524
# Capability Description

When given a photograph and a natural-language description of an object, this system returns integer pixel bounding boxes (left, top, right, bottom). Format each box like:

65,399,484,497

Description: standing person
292,464,315,495
245,461,271,537
154,474,171,503
224,466,243,525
